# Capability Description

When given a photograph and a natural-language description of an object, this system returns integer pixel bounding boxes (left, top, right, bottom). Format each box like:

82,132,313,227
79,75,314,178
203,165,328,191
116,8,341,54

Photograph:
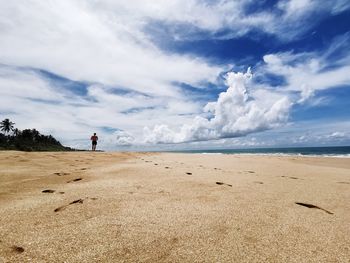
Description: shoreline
168,151,350,158
3,146,350,158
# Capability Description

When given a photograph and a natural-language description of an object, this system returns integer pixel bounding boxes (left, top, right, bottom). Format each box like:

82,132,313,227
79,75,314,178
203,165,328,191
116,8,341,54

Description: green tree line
0,118,72,151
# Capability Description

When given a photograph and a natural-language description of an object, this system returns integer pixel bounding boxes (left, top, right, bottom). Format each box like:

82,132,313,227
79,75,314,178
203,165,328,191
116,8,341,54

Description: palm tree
0,118,15,135
13,128,20,136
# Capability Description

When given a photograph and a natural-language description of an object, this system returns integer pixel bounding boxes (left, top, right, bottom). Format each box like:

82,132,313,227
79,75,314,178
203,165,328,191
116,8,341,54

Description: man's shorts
92,141,97,145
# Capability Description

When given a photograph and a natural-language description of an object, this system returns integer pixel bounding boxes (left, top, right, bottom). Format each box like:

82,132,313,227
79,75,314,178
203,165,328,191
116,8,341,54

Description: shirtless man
90,133,98,151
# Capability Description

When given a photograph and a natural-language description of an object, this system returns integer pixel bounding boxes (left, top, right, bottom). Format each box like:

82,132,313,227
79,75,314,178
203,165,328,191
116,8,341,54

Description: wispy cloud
0,1,224,98
142,0,350,41
260,33,350,103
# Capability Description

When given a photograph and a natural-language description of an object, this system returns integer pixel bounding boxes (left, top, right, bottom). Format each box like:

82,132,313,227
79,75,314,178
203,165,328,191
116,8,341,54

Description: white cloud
0,66,63,101
101,130,135,148
0,1,223,98
261,34,350,103
292,131,349,144
326,132,346,139
143,69,291,143
109,0,349,40
0,65,204,148
272,0,350,39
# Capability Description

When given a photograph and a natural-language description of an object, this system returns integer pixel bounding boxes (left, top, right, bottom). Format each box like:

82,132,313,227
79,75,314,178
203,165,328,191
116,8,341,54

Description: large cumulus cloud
143,69,291,144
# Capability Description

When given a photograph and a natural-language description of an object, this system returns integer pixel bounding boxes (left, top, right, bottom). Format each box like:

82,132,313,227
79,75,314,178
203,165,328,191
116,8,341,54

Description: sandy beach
0,151,349,262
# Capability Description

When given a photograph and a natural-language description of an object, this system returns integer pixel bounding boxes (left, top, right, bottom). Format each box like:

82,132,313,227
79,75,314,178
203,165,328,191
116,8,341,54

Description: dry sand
0,151,349,262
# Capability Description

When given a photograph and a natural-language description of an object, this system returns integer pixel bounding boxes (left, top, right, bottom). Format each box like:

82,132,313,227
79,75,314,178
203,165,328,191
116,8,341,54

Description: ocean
176,146,350,157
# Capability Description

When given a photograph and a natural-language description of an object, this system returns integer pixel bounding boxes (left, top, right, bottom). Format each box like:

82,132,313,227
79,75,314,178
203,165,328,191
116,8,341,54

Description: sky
0,0,350,150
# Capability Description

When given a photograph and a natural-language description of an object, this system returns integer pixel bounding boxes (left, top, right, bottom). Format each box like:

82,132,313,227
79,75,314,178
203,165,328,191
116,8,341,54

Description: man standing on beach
90,133,98,151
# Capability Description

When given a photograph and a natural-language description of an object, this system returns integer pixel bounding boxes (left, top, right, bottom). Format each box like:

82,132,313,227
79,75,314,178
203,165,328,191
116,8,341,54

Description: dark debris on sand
216,182,232,187
69,199,84,205
54,198,84,212
42,189,55,193
53,172,70,176
295,202,333,215
67,178,82,183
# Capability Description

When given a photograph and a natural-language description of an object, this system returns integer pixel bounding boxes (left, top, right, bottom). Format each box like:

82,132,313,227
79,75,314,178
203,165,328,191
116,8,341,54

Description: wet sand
0,151,349,262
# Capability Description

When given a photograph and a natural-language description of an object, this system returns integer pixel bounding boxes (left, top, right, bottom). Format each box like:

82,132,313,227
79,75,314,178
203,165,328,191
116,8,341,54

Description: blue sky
0,0,350,150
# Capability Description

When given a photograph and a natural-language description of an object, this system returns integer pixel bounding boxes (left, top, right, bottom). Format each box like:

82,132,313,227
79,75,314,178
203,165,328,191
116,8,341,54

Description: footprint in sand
337,181,350,184
158,190,170,194
254,181,264,184
186,172,192,175
53,172,70,176
67,178,82,183
11,246,24,253
54,198,84,212
295,202,333,215
154,163,158,166
80,168,88,170
165,167,170,169
216,181,232,187
70,199,84,204
42,189,55,193
281,176,300,180
246,171,255,174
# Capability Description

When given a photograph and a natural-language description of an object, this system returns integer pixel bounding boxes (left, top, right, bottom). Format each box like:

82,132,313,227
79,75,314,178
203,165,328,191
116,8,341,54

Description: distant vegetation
0,118,73,151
